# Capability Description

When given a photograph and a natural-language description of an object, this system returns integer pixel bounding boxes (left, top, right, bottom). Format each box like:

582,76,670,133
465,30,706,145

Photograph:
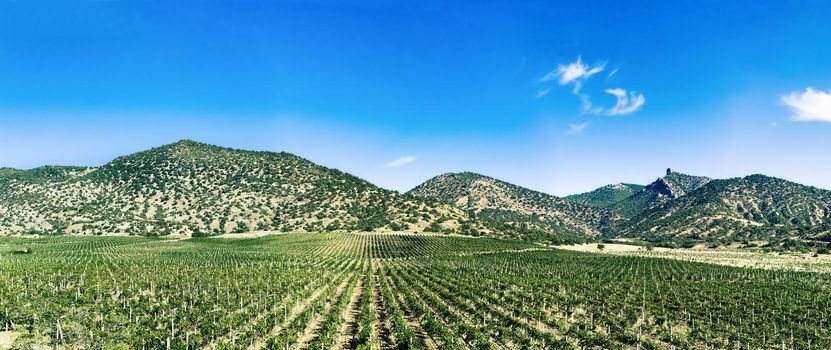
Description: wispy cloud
566,123,588,135
539,57,606,113
540,57,606,85
539,56,644,116
579,93,599,114
384,155,416,168
604,88,646,115
782,88,831,122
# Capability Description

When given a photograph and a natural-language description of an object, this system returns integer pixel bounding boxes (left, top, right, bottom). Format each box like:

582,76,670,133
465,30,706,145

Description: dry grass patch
556,243,831,272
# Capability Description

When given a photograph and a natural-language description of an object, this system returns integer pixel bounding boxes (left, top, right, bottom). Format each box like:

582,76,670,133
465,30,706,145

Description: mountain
611,169,711,217
565,183,644,208
622,174,831,243
0,140,488,237
6,143,829,246
407,172,624,240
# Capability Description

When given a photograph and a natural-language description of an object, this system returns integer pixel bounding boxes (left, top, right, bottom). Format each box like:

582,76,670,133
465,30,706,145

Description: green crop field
1,234,829,350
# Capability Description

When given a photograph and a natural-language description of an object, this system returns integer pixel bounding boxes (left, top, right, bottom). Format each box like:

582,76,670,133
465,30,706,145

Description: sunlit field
1,233,829,350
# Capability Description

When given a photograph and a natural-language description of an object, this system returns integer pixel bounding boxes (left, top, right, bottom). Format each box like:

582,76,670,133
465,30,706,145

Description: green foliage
611,171,712,218
565,183,644,208
621,174,831,247
408,172,624,240
0,233,828,349
0,140,488,237
4,142,831,251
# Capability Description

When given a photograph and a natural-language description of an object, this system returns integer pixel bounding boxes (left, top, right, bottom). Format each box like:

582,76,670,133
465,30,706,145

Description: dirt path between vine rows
332,274,365,349
294,273,355,348
248,272,349,350
387,276,440,350
374,272,392,350
204,292,293,349
0,331,20,350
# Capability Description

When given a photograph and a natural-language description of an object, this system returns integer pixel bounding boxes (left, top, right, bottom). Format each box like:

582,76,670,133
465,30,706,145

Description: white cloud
603,88,645,115
566,123,588,135
781,88,831,122
535,88,551,98
384,155,416,168
539,57,644,116
579,93,600,114
539,57,606,113
540,57,605,85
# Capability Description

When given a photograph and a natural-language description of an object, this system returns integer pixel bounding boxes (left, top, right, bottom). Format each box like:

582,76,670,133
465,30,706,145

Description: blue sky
2,1,831,195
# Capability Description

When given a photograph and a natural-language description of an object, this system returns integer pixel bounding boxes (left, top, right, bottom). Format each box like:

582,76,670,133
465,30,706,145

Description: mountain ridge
0,140,491,237
610,170,711,217
3,141,830,248
621,174,831,243
407,171,624,240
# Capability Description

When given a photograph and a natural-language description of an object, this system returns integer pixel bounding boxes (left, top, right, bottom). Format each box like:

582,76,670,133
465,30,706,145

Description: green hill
565,183,644,207
622,174,831,244
0,140,488,237
408,172,624,240
611,169,711,217
5,144,830,246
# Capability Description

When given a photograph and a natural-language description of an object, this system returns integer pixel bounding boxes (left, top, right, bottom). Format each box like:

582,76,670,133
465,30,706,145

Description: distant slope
408,172,624,240
0,140,488,236
565,183,644,208
622,175,831,242
612,170,711,217
7,144,830,245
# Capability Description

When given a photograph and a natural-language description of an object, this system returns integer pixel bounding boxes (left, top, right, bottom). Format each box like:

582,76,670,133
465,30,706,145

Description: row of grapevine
1,233,829,349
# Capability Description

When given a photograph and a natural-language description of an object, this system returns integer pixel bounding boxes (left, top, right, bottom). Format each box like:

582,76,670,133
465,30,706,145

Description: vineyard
1,233,829,350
